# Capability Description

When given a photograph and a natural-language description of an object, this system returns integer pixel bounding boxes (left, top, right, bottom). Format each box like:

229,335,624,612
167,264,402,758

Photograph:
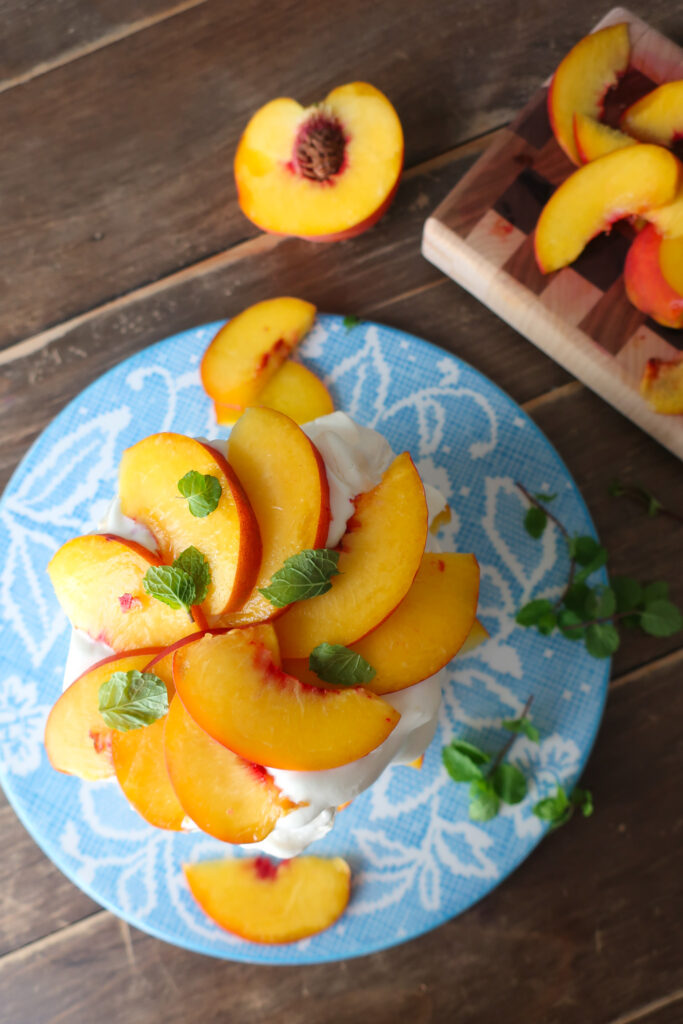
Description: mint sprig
342,314,362,330
173,546,211,604
259,549,340,608
98,670,168,731
178,470,222,518
143,546,211,614
533,785,594,830
308,643,376,687
608,479,683,523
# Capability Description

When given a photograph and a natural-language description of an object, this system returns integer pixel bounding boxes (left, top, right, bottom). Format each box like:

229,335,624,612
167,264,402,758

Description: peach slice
644,185,683,240
534,144,680,273
119,433,261,616
48,535,205,651
184,856,351,943
621,81,683,146
624,225,683,329
219,407,330,627
173,630,400,771
44,649,162,780
458,618,490,656
548,23,630,165
283,553,479,695
640,358,683,414
275,452,428,658
164,695,297,842
201,297,316,407
234,82,403,240
214,361,334,427
573,113,635,163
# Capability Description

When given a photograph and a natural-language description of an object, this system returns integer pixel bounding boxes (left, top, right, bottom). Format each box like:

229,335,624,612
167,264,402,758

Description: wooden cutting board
422,7,683,460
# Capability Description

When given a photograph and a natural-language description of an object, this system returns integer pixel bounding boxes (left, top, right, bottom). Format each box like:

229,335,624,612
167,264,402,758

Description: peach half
275,452,428,658
44,649,162,781
184,856,351,944
573,113,635,163
624,225,683,329
119,433,261,617
201,298,316,409
215,361,334,427
47,534,205,651
534,144,680,273
220,407,330,627
621,81,683,146
172,629,400,771
640,358,683,414
234,82,403,240
283,553,480,695
548,22,630,165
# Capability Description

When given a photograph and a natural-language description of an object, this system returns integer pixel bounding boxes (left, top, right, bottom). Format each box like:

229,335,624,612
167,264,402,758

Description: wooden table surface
1,2,682,1022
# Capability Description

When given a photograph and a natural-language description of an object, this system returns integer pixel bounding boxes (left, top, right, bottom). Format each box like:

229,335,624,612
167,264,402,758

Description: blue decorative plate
0,316,608,963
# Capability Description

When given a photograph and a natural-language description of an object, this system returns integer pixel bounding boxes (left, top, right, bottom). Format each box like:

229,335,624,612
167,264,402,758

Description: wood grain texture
1,656,681,1024
0,0,678,350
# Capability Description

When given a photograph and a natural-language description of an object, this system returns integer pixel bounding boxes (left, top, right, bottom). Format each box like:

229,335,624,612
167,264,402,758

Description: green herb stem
562,609,637,631
487,695,534,778
515,482,576,607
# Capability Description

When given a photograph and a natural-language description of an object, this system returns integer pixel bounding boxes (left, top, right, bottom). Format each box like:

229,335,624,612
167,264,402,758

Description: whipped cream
62,412,449,857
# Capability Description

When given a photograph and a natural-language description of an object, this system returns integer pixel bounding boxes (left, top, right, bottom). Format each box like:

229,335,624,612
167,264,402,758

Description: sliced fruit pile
537,21,683,409
44,403,481,940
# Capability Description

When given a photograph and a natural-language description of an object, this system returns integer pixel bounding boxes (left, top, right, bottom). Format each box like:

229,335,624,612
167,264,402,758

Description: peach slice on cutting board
573,113,635,163
184,856,351,943
214,361,334,427
640,358,683,414
283,552,480,695
275,452,428,658
48,534,205,651
621,81,683,146
534,144,680,274
218,407,330,627
234,82,403,240
44,649,162,781
119,433,261,616
201,297,316,408
172,629,400,771
547,22,631,165
623,225,683,330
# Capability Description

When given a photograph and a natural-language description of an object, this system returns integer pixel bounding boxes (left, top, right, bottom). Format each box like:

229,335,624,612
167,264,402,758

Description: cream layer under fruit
62,412,449,858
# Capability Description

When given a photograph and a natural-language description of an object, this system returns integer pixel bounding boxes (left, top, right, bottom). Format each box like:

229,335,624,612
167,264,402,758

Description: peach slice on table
173,629,400,771
283,553,480,695
234,82,403,240
47,534,205,651
548,22,630,165
534,144,680,274
214,361,334,427
44,649,162,781
119,433,261,617
621,81,683,146
640,358,683,415
201,297,316,408
624,225,683,330
275,452,428,658
184,856,351,944
164,695,298,842
218,407,330,627
573,113,635,163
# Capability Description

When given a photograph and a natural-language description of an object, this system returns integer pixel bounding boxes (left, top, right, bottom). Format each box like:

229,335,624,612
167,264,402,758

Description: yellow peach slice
164,695,298,842
201,297,316,406
661,235,683,296
234,82,403,240
624,225,683,329
275,452,428,658
119,433,261,616
640,358,683,414
621,81,683,146
173,630,400,771
219,407,330,627
644,185,683,240
283,553,479,695
48,535,205,651
457,618,490,656
44,649,162,781
548,23,630,165
214,361,334,426
534,145,680,273
184,856,351,943
573,113,635,163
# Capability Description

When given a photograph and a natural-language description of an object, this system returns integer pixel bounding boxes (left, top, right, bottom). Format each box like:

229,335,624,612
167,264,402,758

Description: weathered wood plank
1,655,681,1024
0,0,678,349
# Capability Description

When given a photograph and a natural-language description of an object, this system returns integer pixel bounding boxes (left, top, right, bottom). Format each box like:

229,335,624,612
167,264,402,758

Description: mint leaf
585,585,616,619
585,622,620,658
492,762,527,804
308,643,375,687
469,779,500,821
533,786,571,828
640,599,683,637
612,576,643,613
442,740,490,783
573,546,608,586
572,786,594,817
563,582,590,615
98,670,168,731
557,608,585,640
524,506,547,539
343,314,361,329
516,598,554,627
173,546,211,604
260,549,340,608
569,536,601,566
503,716,540,743
643,581,668,603
143,565,195,613
536,610,557,635
177,471,222,518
